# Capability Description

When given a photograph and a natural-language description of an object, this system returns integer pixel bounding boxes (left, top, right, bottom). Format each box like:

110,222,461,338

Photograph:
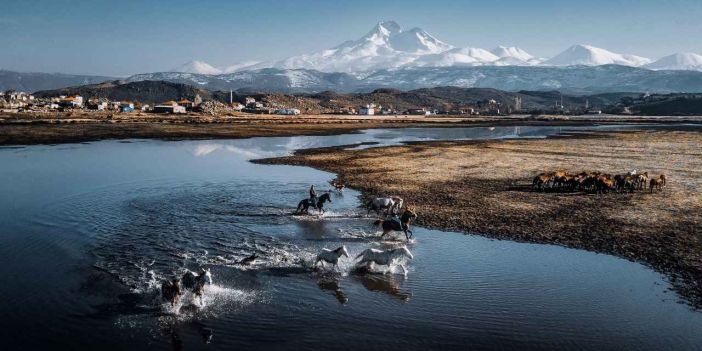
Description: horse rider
388,213,406,232
309,185,318,209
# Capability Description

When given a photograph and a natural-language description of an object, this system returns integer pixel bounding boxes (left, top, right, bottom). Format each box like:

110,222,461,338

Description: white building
60,95,83,108
359,103,376,115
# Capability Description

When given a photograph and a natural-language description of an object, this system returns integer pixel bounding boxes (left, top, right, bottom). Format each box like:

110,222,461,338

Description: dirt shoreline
255,128,702,307
2,112,702,146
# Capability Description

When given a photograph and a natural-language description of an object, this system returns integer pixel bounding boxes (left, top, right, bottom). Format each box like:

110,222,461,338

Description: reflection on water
1,126,702,350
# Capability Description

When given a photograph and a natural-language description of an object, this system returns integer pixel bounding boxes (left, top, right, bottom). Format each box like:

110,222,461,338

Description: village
0,89,552,117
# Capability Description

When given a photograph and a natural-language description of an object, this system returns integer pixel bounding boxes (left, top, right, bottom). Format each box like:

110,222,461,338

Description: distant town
3,82,702,118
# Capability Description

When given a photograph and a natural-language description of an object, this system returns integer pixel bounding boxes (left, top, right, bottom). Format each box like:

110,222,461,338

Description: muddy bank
256,129,702,307
2,112,702,146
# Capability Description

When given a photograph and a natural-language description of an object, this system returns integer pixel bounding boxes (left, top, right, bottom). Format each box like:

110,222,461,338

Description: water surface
1,126,701,350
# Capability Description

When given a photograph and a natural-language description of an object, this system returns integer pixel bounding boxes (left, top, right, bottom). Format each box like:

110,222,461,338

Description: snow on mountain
272,21,453,73
543,44,651,67
491,46,534,61
222,61,265,73
644,53,702,71
411,47,499,67
170,60,223,75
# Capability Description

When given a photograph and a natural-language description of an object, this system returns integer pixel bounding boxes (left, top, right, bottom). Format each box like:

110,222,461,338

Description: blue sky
1,0,701,76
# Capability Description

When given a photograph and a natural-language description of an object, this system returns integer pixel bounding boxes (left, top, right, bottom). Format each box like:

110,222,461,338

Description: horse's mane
333,246,343,253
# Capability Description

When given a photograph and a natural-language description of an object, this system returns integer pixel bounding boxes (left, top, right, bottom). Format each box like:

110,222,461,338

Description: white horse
315,246,349,269
355,247,413,274
367,196,403,216
181,268,213,305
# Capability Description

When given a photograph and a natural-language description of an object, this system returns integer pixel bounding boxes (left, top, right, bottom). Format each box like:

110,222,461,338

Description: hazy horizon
2,0,701,76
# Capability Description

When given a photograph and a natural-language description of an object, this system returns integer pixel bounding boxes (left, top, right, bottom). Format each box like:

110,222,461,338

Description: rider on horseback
388,214,406,232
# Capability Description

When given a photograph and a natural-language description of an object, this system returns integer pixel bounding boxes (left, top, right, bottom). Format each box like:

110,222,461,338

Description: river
0,126,700,350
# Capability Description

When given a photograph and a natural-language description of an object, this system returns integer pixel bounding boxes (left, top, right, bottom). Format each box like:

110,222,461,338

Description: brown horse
532,172,552,191
650,174,666,193
330,180,346,192
596,174,616,194
374,207,417,240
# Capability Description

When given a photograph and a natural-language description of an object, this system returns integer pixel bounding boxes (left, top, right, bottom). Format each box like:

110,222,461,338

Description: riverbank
256,128,702,307
2,111,702,146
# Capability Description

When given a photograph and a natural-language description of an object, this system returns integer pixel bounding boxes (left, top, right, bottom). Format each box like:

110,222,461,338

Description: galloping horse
355,246,414,274
314,246,349,270
295,192,332,215
182,268,213,305
330,180,346,192
161,278,182,307
373,208,417,240
367,196,404,216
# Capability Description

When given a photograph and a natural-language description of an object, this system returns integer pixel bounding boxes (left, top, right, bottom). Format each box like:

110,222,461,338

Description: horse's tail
373,219,383,227
295,200,304,214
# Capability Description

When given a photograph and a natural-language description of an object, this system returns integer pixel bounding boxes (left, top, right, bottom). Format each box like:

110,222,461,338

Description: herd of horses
532,170,667,194
312,182,418,275
161,181,419,307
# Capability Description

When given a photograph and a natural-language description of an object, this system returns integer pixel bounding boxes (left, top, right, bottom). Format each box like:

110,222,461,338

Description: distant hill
239,86,633,114
625,94,702,115
31,80,660,114
33,80,212,104
0,70,115,92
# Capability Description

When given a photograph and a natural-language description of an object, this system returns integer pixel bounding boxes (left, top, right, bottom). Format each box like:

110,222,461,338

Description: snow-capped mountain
272,21,453,73
644,53,702,71
490,46,542,65
491,46,534,61
410,47,499,67
170,60,265,75
543,44,651,67
170,60,223,75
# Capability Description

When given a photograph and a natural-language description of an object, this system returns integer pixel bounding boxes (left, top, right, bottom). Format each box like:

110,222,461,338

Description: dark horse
373,208,417,240
161,278,182,307
295,192,332,215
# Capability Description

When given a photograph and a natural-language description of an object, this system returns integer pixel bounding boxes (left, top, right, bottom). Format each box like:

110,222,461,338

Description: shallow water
1,126,701,350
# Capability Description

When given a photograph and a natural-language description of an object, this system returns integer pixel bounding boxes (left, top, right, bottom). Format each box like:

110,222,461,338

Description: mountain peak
544,44,650,67
170,60,222,75
377,21,402,34
366,21,402,38
645,52,702,71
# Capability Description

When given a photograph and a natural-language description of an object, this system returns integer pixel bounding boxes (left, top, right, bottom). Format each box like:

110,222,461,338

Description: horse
367,197,401,216
239,253,259,265
595,174,616,194
295,192,332,215
636,172,649,191
373,208,417,240
161,278,182,307
650,174,666,193
314,246,349,269
330,180,345,192
182,268,213,305
355,246,414,274
390,196,404,213
533,172,552,191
